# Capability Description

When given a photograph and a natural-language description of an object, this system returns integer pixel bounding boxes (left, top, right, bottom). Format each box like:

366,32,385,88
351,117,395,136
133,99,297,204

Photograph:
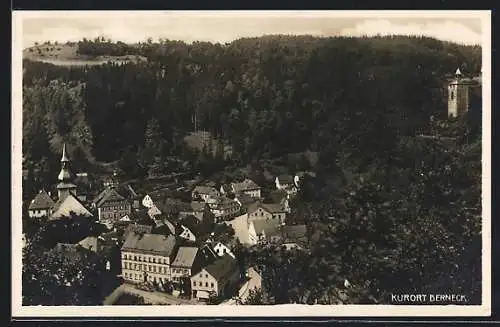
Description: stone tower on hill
447,67,482,118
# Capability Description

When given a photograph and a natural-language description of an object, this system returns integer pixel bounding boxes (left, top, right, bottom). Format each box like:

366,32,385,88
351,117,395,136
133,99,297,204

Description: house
121,233,177,285
247,202,287,225
190,254,240,300
179,225,197,242
92,187,132,227
268,189,291,213
50,193,93,220
248,219,281,245
275,175,298,196
170,246,204,283
179,201,208,221
154,197,189,218
275,175,294,190
28,190,55,218
208,196,241,222
231,179,261,199
192,185,220,203
78,236,103,253
212,242,235,259
281,224,309,249
224,213,250,245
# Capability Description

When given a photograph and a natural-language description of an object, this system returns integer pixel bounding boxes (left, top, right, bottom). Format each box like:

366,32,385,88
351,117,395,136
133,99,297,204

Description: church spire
61,142,69,163
58,143,72,182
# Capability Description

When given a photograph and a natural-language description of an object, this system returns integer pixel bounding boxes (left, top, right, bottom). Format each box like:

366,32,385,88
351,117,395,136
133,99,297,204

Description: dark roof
235,193,256,206
56,182,77,190
269,189,288,204
252,219,281,237
193,185,219,197
29,190,55,210
171,246,199,268
156,198,188,214
122,233,177,256
179,215,201,230
232,179,260,192
93,187,126,207
282,225,307,242
190,201,207,212
204,253,238,282
123,223,153,240
277,175,294,184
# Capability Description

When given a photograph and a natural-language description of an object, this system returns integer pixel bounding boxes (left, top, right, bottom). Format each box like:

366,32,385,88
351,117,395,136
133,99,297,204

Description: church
28,143,93,220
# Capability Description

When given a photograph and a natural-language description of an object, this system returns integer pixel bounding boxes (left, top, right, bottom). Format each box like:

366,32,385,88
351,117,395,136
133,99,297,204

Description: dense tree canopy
22,35,483,305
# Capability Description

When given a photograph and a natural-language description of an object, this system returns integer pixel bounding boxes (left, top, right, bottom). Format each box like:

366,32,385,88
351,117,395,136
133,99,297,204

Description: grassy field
23,43,147,67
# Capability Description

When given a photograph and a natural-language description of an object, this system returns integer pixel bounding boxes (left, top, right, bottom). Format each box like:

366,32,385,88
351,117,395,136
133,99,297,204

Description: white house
247,202,287,225
212,242,235,259
179,225,197,242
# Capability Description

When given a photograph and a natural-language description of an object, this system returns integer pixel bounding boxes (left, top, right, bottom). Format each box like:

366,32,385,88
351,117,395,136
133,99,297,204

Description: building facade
190,254,239,300
121,233,177,285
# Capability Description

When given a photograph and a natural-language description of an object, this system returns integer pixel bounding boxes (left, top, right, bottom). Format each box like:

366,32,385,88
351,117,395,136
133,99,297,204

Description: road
104,283,204,305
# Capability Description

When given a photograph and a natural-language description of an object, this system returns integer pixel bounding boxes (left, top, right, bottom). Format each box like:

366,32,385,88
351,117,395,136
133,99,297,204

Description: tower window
450,91,455,100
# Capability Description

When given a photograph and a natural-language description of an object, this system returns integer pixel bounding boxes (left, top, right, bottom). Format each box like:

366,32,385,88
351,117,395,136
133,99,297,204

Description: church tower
56,143,77,200
448,68,471,118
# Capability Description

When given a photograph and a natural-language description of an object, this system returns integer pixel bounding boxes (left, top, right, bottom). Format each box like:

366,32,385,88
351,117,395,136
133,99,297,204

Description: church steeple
58,143,72,182
56,143,77,200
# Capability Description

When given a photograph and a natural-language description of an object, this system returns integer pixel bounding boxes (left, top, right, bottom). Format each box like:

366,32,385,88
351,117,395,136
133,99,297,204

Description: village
24,141,315,305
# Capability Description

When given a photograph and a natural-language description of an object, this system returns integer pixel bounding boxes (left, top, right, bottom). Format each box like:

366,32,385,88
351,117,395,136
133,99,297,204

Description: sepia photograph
11,10,491,317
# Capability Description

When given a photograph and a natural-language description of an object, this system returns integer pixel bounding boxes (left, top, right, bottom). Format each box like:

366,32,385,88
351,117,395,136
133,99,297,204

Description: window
153,258,156,263
451,90,455,100
148,265,151,272
163,259,167,264
205,274,208,278
133,263,137,269
211,283,214,288
124,272,128,277
205,282,208,287
124,262,128,269
134,256,137,261
193,281,196,287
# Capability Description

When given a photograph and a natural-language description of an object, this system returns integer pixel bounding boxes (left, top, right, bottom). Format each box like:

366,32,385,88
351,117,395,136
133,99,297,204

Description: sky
18,11,485,49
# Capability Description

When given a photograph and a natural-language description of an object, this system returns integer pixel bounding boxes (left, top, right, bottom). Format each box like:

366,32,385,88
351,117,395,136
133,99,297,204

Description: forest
22,35,483,304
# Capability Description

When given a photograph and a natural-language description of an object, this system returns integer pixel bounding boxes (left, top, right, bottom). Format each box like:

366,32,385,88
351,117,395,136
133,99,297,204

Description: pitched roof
78,236,100,252
248,202,285,215
193,185,219,196
171,246,199,268
282,225,307,241
269,189,288,204
261,203,286,214
179,214,201,230
232,179,260,192
277,175,294,184
122,233,177,256
94,187,126,207
29,190,55,210
252,219,281,237
51,193,92,219
236,193,256,206
123,223,153,240
156,198,188,214
204,253,238,282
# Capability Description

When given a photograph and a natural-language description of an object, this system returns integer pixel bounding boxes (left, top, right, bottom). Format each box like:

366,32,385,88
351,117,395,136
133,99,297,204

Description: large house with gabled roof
190,253,239,300
231,179,261,199
92,186,132,226
121,233,177,285
28,189,55,218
